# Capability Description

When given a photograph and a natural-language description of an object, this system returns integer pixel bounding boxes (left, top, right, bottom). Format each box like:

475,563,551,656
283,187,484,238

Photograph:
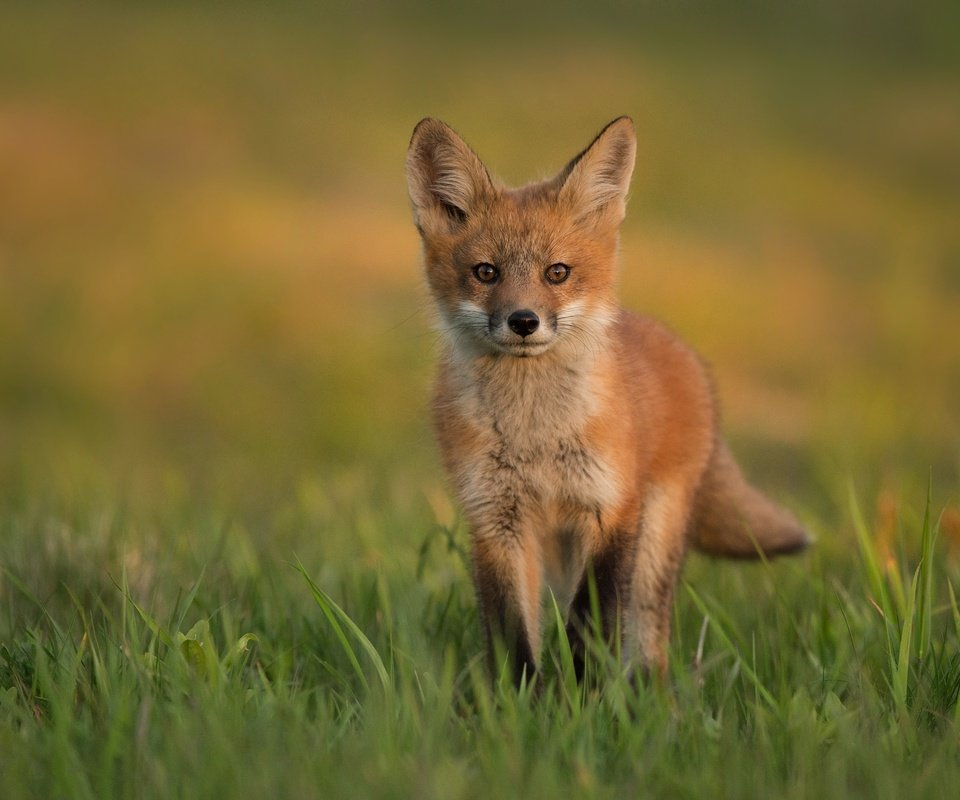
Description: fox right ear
406,119,494,234
555,116,636,227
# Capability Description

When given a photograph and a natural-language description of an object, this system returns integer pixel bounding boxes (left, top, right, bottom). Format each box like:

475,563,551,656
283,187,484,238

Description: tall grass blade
849,484,893,621
944,581,960,730
849,483,899,681
685,583,777,711
948,582,960,643
892,567,919,715
173,567,206,632
296,559,390,695
550,591,579,713
916,478,935,661
126,597,176,650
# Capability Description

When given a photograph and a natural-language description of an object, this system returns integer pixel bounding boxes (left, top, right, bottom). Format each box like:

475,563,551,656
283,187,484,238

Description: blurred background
1,1,958,558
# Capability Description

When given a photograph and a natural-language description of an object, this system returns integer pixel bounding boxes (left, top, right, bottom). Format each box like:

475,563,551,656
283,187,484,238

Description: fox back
406,117,808,683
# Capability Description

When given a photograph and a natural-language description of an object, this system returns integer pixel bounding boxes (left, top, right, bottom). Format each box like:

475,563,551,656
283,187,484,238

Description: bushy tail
690,439,810,559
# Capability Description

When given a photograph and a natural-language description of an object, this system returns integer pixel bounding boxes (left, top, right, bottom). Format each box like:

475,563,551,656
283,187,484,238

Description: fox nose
507,309,540,337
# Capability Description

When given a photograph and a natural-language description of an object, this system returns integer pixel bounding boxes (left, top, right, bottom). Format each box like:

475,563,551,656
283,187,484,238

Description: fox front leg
628,481,696,681
564,529,636,682
471,530,542,687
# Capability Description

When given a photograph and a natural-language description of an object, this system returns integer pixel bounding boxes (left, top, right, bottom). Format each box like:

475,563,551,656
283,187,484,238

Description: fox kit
406,117,808,683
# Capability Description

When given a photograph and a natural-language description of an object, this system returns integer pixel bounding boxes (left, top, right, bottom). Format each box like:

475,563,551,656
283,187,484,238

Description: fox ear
406,118,494,234
556,116,636,225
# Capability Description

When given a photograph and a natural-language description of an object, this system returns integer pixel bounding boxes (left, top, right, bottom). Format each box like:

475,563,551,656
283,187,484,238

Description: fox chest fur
434,347,627,600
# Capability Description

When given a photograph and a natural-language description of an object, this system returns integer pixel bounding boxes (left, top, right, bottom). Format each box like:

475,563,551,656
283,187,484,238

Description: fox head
406,117,636,359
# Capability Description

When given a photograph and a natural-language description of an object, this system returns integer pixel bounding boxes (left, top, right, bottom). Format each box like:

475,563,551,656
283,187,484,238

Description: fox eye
473,263,498,283
545,263,570,284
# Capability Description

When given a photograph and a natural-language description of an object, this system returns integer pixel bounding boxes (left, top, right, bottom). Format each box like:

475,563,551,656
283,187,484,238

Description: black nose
507,309,540,337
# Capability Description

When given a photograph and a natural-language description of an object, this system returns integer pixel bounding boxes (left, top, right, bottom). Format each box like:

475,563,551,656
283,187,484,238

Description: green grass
2,470,960,798
2,1,959,797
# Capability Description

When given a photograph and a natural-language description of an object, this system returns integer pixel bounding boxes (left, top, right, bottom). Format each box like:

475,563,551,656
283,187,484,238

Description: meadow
1,3,959,797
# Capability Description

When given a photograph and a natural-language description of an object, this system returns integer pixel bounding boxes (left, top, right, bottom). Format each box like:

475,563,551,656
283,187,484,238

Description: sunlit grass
2,471,959,798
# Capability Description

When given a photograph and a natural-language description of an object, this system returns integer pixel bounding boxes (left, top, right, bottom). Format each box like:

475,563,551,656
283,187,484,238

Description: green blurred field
2,3,960,798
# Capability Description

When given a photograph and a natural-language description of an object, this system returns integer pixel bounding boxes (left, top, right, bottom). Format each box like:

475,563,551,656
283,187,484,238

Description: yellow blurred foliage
1,3,958,504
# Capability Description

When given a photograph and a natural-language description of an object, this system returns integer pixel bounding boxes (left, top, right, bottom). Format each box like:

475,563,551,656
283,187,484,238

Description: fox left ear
555,116,636,226
406,118,494,235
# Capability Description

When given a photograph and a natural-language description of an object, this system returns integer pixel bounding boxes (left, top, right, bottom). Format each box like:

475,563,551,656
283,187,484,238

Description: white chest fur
449,351,623,599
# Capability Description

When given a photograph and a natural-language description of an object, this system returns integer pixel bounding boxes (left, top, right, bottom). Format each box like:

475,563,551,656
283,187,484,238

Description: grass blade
849,483,893,623
549,591,579,713
892,567,919,715
685,583,778,712
916,478,935,661
296,559,390,695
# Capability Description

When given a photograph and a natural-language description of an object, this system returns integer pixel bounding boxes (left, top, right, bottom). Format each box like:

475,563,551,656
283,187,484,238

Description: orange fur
406,117,809,683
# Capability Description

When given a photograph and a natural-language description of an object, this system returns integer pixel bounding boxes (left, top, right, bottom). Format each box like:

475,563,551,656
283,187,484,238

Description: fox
405,116,809,684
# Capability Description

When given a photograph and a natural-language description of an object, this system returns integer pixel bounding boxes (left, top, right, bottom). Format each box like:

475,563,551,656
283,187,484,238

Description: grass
2,1,959,797
2,472,960,798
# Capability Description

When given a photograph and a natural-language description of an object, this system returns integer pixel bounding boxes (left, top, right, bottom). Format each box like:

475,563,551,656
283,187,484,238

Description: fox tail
689,439,810,559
